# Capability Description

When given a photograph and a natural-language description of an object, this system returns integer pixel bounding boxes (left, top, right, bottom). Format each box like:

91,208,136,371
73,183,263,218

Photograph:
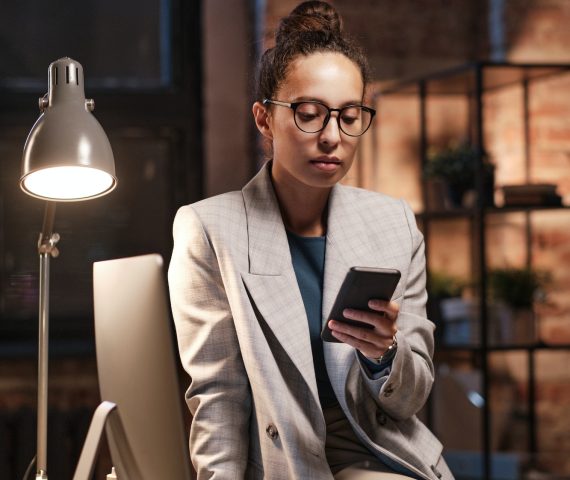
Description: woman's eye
341,108,361,125
297,112,320,121
341,115,358,125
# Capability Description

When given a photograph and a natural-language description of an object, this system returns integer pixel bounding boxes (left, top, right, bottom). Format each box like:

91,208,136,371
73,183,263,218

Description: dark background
0,0,202,352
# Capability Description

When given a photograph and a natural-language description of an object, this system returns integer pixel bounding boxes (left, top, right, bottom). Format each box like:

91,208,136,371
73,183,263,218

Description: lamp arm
35,201,60,479
38,202,59,257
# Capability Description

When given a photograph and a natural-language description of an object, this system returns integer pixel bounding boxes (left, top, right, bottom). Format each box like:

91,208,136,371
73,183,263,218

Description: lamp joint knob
38,232,60,258
38,94,49,112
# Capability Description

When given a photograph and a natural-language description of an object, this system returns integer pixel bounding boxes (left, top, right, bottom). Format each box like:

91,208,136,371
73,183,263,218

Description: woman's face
260,52,365,191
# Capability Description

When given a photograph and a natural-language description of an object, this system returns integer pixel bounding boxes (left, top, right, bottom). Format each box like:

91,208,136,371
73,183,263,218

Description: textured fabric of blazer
168,162,453,480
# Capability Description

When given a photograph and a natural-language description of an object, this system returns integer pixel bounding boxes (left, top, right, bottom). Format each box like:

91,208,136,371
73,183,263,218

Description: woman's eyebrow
291,96,364,106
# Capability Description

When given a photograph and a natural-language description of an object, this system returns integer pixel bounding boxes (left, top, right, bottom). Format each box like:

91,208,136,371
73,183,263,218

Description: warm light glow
22,166,116,200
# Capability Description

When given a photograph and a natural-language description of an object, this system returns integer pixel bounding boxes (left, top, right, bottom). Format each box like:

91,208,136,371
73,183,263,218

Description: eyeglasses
263,99,376,137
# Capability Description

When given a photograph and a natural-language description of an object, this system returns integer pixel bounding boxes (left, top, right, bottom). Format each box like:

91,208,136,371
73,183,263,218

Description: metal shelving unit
377,62,570,479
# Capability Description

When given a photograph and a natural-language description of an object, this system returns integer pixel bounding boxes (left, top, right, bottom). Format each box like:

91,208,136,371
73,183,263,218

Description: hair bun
275,1,342,46
257,1,370,103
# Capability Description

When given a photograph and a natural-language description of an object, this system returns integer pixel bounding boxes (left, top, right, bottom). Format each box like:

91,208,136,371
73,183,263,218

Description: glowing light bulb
22,166,116,201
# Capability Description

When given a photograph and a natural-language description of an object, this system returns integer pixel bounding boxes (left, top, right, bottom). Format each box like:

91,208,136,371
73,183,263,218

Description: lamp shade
21,57,117,201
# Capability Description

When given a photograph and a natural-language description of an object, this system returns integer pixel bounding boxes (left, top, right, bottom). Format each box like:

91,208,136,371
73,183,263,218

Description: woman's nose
319,114,341,146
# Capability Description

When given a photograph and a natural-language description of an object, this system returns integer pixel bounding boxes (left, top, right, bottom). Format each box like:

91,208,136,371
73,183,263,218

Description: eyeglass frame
262,99,376,137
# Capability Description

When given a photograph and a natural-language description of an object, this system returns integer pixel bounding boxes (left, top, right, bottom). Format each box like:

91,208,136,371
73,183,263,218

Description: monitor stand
72,401,142,480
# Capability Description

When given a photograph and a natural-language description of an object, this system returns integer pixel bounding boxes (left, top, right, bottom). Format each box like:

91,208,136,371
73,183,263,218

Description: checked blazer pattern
168,162,453,480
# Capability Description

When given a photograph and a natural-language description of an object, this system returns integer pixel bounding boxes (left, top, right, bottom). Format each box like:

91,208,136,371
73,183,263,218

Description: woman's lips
310,158,342,172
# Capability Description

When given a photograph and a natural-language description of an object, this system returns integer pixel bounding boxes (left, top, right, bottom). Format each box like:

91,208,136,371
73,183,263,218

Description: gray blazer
168,162,453,480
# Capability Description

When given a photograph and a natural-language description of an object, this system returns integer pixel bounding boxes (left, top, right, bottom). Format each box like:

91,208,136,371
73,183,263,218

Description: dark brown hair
256,1,371,101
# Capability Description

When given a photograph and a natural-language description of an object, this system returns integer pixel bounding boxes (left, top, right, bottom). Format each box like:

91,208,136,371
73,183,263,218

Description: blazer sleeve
168,205,251,479
357,200,435,420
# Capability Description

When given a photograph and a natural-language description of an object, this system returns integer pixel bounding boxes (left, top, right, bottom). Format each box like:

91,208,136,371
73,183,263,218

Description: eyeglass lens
294,102,372,136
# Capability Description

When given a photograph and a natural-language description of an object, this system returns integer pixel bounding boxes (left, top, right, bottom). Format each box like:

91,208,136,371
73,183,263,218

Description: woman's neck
270,172,330,237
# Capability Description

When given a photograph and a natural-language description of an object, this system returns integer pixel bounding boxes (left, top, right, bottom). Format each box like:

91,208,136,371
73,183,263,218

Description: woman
169,2,453,479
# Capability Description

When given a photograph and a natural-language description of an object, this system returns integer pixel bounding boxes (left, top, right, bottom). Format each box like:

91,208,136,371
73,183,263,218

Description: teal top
286,230,337,407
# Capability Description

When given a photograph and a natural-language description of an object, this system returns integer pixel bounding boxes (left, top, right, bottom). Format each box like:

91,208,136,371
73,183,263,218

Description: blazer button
266,424,278,440
430,464,442,479
384,384,394,397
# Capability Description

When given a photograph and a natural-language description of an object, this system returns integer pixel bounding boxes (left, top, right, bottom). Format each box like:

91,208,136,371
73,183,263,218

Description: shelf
416,209,475,220
416,204,570,219
437,342,570,353
377,61,570,96
486,204,570,214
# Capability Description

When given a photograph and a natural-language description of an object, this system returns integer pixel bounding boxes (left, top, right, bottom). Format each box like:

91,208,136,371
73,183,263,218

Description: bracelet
373,334,398,364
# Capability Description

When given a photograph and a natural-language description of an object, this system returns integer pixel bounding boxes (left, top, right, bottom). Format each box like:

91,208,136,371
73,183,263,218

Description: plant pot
512,308,537,344
456,169,495,208
490,302,537,345
426,179,453,210
447,183,467,208
439,297,479,345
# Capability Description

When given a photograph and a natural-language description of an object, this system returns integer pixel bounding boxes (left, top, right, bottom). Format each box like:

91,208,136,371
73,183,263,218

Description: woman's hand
327,299,399,360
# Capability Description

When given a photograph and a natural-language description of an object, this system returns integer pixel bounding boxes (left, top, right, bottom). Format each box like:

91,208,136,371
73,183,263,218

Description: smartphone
321,266,401,343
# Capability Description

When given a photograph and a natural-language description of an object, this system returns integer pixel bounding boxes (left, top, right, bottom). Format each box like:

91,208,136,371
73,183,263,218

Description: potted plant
424,142,495,209
428,270,464,299
488,267,550,344
427,271,469,344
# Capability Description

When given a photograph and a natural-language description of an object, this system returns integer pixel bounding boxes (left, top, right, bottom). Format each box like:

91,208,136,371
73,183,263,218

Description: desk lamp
20,57,117,480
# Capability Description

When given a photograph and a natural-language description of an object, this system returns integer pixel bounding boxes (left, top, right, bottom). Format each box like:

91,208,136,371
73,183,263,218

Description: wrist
368,334,398,365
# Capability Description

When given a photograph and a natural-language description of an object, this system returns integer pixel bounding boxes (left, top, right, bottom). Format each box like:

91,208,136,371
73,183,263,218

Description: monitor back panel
93,254,192,480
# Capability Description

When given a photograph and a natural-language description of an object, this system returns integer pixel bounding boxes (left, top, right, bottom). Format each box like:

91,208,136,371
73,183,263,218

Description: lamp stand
36,202,59,479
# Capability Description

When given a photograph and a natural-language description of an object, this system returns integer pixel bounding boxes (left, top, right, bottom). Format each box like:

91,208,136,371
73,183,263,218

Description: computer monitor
83,254,192,479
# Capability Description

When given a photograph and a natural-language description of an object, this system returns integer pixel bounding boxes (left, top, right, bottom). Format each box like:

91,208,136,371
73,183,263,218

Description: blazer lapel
322,185,368,390
322,185,404,395
240,163,320,405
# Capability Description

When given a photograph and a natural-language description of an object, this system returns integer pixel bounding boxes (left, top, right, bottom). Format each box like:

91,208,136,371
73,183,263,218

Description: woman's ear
252,102,273,140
